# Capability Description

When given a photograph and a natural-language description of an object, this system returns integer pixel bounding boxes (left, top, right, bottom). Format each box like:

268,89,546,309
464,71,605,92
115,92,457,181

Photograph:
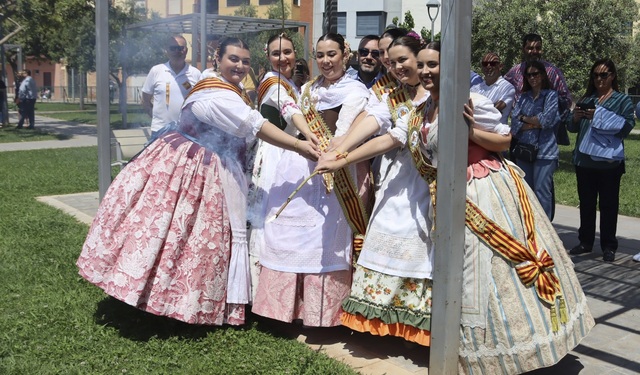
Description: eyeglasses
593,72,612,79
358,48,380,59
481,61,499,67
525,71,541,78
168,46,186,52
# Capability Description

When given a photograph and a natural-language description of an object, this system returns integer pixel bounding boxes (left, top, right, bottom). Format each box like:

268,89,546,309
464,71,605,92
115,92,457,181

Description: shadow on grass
94,296,224,341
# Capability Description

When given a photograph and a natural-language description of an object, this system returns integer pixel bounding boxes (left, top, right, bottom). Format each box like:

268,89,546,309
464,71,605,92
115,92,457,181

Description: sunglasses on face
168,46,186,52
593,72,612,79
358,48,380,59
481,61,499,67
525,71,541,78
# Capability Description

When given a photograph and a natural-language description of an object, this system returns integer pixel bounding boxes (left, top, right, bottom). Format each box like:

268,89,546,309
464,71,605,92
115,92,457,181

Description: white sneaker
633,252,640,262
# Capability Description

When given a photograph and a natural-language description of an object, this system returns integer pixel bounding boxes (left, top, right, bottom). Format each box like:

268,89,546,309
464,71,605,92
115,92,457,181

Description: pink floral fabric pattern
77,134,245,325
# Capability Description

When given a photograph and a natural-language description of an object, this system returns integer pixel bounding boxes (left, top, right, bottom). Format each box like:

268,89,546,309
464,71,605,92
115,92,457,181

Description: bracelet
294,139,300,151
336,150,348,160
343,155,350,165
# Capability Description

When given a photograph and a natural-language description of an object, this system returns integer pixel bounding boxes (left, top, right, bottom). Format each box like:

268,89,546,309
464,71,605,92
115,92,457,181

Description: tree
392,11,415,31
472,0,640,97
1,0,167,109
234,4,258,18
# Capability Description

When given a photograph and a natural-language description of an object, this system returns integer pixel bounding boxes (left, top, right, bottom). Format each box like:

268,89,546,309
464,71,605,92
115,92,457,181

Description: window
293,0,301,6
206,0,219,13
336,12,346,36
356,12,386,36
167,0,181,15
227,0,248,6
259,0,277,5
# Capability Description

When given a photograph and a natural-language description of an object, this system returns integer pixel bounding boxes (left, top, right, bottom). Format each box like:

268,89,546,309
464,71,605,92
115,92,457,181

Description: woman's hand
295,140,321,161
463,99,476,129
328,135,345,151
315,151,347,174
303,131,320,146
582,108,595,120
573,107,595,121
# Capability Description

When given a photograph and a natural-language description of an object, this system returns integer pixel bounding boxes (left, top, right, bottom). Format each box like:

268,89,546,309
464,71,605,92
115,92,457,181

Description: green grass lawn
0,147,357,375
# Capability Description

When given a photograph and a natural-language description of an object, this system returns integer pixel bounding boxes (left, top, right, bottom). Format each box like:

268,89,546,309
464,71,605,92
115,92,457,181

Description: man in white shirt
471,52,515,124
142,35,202,133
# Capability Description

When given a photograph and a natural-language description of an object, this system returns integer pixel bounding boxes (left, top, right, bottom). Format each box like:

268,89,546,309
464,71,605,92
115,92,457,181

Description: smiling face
592,64,615,92
268,38,296,79
388,45,420,86
315,39,345,82
377,36,394,71
217,45,251,85
418,48,440,94
480,53,502,85
358,39,381,75
523,40,542,62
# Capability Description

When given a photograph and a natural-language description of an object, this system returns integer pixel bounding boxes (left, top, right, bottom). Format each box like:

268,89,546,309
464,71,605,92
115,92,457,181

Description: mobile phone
576,102,595,110
295,65,304,75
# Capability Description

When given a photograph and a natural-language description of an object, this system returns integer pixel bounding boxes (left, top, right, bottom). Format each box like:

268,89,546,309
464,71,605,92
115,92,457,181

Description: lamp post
426,0,441,42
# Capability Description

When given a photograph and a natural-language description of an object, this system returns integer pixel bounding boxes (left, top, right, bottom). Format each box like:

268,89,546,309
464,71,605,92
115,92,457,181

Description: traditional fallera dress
340,73,433,346
77,78,263,326
252,74,369,327
247,72,301,301
400,93,594,374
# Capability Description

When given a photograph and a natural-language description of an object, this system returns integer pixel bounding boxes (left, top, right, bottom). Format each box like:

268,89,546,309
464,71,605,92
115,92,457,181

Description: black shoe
16,126,23,129
27,126,34,130
603,249,616,262
569,244,593,255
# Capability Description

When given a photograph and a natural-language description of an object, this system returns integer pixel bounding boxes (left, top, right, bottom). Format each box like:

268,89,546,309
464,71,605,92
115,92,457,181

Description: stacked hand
296,140,321,161
315,150,345,174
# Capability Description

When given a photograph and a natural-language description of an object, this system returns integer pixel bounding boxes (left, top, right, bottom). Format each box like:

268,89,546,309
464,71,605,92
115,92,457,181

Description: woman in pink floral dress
76,37,319,326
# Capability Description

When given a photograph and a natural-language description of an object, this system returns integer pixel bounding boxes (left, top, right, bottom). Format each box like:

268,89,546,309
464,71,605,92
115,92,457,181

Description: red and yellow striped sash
187,78,253,107
299,77,370,247
406,104,567,331
370,72,397,102
257,76,297,106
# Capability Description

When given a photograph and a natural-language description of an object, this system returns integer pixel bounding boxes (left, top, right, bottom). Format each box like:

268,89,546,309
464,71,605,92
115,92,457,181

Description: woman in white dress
76,37,319,326
316,35,433,345
252,33,370,327
247,33,318,300
318,41,594,374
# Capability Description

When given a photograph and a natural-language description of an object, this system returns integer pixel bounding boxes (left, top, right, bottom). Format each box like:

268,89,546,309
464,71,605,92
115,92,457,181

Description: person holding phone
567,59,635,262
510,60,561,220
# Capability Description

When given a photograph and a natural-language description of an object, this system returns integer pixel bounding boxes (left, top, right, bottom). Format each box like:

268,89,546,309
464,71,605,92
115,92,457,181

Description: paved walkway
3,113,640,374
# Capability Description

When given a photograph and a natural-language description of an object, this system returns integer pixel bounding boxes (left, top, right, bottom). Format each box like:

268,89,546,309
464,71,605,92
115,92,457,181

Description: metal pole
430,20,435,42
200,0,206,71
0,21,8,125
96,0,111,200
429,0,472,373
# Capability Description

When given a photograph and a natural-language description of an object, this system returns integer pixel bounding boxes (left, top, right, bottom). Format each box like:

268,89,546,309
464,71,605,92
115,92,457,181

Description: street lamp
426,0,441,42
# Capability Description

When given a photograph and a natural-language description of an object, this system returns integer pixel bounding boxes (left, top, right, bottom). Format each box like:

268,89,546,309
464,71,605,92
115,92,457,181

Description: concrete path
4,113,640,374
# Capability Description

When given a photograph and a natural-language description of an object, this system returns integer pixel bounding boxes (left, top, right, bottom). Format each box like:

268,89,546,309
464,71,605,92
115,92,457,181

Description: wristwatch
519,115,525,123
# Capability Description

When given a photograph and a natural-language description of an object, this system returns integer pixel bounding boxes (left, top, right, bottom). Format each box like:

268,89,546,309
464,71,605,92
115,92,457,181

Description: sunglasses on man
481,61,500,67
168,46,186,52
358,48,380,59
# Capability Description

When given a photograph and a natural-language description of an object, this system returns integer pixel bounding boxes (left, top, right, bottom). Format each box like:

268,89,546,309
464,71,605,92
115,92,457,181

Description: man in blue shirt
17,70,37,129
345,35,383,89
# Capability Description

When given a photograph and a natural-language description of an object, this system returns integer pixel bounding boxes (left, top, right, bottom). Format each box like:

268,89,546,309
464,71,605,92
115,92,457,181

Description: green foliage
393,11,416,31
266,1,291,20
472,0,640,97
234,3,258,18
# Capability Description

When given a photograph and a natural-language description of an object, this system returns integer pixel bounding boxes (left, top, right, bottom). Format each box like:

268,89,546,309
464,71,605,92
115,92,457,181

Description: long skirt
77,133,245,325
